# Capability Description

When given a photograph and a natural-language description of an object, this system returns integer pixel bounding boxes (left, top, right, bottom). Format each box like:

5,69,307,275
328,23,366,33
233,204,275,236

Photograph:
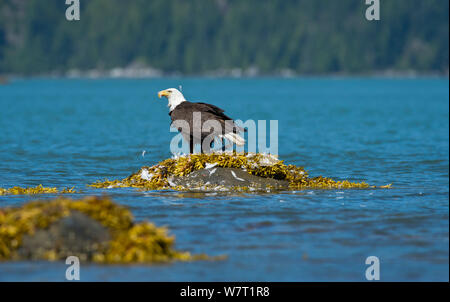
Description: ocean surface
0,78,448,281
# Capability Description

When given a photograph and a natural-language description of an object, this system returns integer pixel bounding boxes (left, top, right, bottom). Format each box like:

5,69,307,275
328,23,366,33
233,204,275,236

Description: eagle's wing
169,101,246,140
195,102,228,118
194,102,246,133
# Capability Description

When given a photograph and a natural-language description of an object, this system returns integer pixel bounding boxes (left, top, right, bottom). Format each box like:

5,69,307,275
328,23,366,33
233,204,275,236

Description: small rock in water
0,196,216,263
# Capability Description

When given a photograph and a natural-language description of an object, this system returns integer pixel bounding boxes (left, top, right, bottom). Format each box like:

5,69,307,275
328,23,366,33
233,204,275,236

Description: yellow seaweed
89,152,380,191
0,196,215,263
0,185,77,196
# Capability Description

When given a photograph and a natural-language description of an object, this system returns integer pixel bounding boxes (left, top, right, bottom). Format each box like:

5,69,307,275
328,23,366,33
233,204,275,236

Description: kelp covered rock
90,152,383,192
0,196,212,263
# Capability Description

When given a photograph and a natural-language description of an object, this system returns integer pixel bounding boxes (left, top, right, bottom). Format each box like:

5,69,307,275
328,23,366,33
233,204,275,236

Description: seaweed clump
0,196,212,263
89,152,378,191
0,185,76,196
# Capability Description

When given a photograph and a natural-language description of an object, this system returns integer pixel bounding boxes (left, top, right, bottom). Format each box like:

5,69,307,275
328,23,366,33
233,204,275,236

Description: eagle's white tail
223,133,246,146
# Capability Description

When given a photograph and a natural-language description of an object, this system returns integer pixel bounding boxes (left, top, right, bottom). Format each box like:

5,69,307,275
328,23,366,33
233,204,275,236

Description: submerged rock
0,196,215,263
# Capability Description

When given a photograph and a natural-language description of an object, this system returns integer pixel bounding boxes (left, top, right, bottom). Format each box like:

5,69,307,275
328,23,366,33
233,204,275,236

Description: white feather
223,133,246,146
231,170,245,182
205,162,218,169
140,169,153,181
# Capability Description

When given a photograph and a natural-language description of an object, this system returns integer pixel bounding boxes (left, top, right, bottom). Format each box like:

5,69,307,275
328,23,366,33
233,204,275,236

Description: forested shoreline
0,0,448,76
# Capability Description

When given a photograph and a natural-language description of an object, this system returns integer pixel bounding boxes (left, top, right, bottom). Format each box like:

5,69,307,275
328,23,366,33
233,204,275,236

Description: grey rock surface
171,167,289,191
17,211,110,261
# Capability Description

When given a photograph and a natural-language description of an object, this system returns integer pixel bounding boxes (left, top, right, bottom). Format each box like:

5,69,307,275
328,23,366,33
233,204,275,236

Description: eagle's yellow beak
158,90,170,98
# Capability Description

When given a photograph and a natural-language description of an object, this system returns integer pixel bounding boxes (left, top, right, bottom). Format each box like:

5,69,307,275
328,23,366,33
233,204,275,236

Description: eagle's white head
158,88,186,112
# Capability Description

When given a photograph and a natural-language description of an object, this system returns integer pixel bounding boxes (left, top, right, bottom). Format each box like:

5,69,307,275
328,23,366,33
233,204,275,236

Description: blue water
0,78,448,281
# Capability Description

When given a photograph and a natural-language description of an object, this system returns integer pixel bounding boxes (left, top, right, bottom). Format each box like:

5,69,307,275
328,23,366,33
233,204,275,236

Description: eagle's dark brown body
169,101,244,153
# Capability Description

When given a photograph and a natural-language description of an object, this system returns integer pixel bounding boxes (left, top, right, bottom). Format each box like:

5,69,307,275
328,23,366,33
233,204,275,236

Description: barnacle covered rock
0,185,76,196
0,196,214,263
89,152,383,192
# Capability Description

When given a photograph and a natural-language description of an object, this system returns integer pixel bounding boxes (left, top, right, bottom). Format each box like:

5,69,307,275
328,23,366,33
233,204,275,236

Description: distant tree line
0,0,448,75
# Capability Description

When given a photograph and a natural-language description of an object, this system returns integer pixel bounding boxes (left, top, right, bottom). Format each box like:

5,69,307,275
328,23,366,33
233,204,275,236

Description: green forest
0,0,448,75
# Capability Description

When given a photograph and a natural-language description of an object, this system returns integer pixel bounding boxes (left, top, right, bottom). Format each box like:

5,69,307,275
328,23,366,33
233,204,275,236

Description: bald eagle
158,88,245,153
